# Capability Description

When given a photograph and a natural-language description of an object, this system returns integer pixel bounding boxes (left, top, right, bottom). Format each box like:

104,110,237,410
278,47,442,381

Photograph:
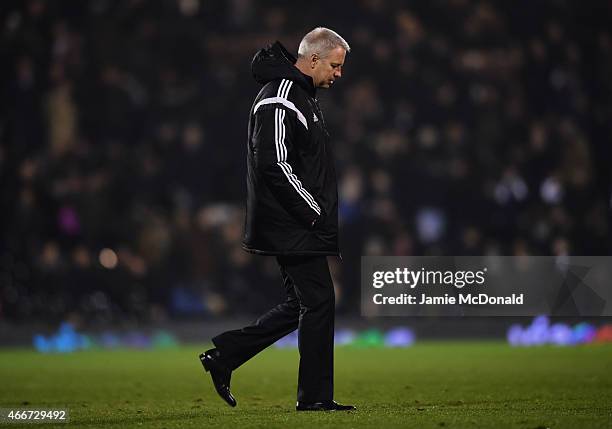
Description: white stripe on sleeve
272,79,321,216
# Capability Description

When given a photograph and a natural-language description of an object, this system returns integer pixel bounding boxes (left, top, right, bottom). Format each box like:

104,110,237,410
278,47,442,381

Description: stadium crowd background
1,0,611,325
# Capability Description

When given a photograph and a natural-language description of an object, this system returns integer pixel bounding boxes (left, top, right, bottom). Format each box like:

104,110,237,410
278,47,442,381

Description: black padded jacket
242,41,339,256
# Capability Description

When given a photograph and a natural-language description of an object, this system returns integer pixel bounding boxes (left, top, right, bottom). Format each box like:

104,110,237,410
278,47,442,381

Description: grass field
1,342,611,428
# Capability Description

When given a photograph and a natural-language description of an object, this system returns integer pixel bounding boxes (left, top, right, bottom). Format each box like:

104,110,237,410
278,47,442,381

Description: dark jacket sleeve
252,105,321,228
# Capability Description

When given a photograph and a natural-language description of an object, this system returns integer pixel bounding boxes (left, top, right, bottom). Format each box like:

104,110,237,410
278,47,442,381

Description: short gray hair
298,27,350,58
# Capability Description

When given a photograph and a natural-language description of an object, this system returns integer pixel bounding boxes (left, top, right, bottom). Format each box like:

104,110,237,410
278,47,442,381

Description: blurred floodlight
416,207,446,243
178,0,199,16
99,248,118,269
540,176,563,204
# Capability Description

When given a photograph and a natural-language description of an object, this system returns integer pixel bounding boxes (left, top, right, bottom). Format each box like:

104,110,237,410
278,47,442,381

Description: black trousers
212,255,335,403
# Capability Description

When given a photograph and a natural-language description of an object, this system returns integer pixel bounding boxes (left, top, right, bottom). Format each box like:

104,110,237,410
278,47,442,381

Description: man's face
311,46,347,89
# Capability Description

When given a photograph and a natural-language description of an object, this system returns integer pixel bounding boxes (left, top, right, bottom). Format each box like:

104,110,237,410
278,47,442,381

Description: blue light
335,329,356,346
571,322,596,345
274,331,298,348
384,327,415,347
549,323,573,346
507,324,523,346
506,316,598,347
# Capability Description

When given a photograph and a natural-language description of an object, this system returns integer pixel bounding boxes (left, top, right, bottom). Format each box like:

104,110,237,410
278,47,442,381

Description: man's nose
334,69,342,78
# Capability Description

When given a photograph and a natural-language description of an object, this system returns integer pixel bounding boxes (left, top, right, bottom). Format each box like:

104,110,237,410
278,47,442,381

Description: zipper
313,98,330,135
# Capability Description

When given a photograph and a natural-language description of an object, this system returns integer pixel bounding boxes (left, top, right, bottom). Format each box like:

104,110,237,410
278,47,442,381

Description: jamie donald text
372,292,524,305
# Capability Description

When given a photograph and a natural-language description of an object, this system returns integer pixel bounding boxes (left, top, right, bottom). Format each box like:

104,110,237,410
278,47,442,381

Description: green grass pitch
1,342,611,428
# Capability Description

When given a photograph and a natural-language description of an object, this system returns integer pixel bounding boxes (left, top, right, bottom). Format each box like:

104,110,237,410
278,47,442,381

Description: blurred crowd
1,0,611,323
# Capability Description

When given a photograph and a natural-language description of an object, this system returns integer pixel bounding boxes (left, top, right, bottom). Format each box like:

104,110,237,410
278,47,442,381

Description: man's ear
310,53,319,69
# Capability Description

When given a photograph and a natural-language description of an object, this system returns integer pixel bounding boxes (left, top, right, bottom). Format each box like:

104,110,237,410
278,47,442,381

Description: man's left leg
210,261,300,370
199,258,301,407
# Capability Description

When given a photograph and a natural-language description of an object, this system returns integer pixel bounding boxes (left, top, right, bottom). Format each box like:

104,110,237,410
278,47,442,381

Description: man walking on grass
199,27,354,412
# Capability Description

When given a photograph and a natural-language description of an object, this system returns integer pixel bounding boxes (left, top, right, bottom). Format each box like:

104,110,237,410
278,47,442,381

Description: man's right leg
279,255,335,404
211,260,300,370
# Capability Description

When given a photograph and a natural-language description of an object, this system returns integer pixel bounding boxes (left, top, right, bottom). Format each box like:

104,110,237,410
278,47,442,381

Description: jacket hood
251,41,316,97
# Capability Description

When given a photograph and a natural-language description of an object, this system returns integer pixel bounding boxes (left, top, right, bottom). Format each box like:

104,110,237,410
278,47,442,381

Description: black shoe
296,400,356,411
199,348,237,407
